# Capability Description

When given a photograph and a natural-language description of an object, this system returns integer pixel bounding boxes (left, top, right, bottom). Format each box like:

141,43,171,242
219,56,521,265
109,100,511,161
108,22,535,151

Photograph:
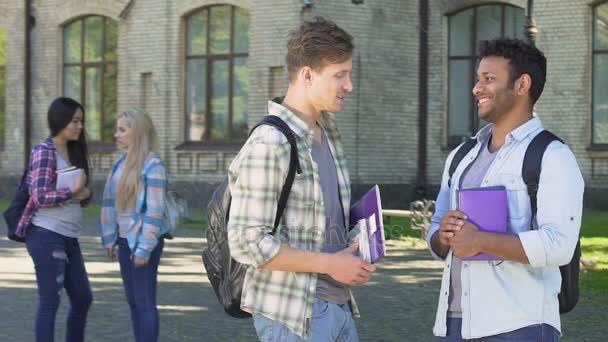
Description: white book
56,167,83,190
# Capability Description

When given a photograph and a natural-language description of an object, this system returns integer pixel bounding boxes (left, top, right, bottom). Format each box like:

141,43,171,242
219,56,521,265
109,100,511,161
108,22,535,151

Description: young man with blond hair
227,17,375,341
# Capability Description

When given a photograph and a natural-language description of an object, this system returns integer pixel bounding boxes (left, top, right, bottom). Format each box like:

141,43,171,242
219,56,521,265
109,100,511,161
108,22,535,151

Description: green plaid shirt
227,100,356,337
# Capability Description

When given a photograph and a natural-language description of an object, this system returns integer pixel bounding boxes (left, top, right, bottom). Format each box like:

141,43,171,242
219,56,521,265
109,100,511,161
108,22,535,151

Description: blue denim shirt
427,117,584,339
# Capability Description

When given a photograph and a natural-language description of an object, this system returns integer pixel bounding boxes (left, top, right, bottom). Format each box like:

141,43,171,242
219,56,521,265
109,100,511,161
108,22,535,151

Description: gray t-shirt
111,158,134,238
313,129,350,304
448,138,498,317
32,152,83,238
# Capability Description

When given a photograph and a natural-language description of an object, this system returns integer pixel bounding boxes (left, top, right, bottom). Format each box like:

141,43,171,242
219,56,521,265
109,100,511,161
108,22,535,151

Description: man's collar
267,98,338,138
474,116,543,143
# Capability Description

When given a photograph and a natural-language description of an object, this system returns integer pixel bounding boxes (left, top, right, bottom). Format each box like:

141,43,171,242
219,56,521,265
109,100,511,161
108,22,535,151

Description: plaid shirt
99,153,169,259
227,100,355,338
16,137,91,238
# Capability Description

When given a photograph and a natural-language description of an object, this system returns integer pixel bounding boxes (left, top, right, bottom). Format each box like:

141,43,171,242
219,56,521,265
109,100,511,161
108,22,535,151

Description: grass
579,212,608,298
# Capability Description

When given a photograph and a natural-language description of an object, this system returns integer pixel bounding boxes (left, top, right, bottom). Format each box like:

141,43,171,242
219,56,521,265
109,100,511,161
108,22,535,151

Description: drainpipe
24,0,33,169
416,0,429,198
526,0,538,47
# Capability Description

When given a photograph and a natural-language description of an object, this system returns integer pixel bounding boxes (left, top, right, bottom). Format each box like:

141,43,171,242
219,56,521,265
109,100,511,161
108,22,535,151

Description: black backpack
201,115,301,318
2,170,29,243
448,130,580,314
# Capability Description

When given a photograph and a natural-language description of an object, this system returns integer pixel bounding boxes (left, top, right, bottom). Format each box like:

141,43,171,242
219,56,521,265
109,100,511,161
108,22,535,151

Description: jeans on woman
117,237,164,342
26,225,93,342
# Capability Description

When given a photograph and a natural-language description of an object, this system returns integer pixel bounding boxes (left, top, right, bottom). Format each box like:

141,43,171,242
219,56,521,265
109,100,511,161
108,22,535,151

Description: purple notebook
458,186,507,261
349,185,385,263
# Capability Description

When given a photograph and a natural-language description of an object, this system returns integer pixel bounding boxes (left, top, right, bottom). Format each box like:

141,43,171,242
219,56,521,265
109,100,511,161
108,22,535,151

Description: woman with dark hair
16,97,93,342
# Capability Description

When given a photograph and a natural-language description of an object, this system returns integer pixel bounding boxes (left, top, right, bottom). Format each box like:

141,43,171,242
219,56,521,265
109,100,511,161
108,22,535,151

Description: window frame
183,5,249,145
592,1,608,149
446,3,525,148
62,15,117,145
0,26,6,149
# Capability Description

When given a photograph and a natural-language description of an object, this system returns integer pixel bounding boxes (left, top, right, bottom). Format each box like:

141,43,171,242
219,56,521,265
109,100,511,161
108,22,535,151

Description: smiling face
57,108,83,142
114,117,133,150
472,56,518,123
308,57,354,114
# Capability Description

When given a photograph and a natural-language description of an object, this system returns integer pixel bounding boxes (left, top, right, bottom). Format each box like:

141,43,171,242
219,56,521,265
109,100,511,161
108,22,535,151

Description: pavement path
1,222,606,341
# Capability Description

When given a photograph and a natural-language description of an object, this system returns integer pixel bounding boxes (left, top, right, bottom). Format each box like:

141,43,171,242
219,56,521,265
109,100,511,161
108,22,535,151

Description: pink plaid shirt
16,137,90,237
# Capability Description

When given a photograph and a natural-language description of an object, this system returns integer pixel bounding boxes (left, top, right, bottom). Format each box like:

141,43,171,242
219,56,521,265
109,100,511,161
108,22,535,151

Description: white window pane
476,5,502,53
504,6,526,40
209,6,231,54
63,66,81,103
449,59,473,145
188,10,207,56
85,67,101,141
211,60,229,140
234,7,249,54
64,20,82,63
232,57,248,139
84,16,103,62
593,54,608,144
186,59,207,141
595,3,608,50
449,9,473,56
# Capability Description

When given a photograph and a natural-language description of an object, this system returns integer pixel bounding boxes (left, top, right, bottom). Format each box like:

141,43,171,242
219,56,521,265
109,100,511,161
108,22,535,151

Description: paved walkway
1,222,606,341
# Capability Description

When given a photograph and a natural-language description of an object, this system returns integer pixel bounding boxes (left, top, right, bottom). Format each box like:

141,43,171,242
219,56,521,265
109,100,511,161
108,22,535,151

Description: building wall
534,0,608,208
0,0,607,209
0,1,26,177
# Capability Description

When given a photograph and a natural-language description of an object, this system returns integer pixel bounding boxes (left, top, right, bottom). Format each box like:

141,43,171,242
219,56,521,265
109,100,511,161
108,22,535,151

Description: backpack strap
251,115,302,233
522,130,563,229
447,138,477,188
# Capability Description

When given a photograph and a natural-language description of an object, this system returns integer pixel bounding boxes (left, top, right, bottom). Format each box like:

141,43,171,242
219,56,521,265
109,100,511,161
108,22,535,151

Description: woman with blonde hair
99,109,168,342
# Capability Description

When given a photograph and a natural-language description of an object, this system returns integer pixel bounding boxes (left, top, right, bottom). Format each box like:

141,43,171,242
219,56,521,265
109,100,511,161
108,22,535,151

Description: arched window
593,2,608,146
0,27,6,145
447,4,525,146
185,5,249,143
63,16,118,143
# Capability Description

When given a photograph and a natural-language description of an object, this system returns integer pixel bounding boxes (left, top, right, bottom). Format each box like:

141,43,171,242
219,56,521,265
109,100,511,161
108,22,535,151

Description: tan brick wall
0,0,26,175
1,0,606,206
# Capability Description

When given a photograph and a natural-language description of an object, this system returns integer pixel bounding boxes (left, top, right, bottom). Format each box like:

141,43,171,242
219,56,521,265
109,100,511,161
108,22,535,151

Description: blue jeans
117,237,164,342
26,225,93,342
253,298,359,342
439,317,560,341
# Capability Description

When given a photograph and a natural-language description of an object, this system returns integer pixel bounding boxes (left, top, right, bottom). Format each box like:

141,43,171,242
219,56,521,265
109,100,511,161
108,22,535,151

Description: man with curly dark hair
428,38,584,341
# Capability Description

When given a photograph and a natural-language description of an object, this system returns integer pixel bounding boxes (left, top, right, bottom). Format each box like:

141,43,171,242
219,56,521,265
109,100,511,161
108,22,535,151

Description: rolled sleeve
227,140,287,268
518,230,547,267
520,143,584,268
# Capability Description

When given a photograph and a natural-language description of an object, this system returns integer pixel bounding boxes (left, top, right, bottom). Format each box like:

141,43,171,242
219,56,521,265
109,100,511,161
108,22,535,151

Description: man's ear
300,66,313,85
516,73,532,96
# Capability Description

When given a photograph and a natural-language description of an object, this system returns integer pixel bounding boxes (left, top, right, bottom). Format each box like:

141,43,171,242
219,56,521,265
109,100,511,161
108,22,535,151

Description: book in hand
348,185,386,264
56,166,83,190
458,186,507,261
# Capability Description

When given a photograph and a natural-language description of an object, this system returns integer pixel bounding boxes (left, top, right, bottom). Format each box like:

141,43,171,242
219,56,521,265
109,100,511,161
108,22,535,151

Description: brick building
0,0,606,209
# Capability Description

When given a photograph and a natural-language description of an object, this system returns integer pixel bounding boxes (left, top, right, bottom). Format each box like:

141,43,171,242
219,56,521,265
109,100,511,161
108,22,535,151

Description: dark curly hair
479,38,547,104
286,16,354,82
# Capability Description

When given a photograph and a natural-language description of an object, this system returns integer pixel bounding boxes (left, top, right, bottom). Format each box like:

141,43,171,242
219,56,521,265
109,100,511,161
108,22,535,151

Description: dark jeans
25,225,93,342
440,317,560,342
117,237,164,342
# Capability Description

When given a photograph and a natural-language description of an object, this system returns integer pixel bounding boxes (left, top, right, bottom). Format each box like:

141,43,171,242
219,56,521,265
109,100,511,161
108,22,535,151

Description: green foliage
382,216,420,240
580,212,608,298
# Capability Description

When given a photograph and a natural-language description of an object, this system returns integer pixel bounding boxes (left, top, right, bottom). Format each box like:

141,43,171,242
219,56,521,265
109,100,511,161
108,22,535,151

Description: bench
382,209,413,219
